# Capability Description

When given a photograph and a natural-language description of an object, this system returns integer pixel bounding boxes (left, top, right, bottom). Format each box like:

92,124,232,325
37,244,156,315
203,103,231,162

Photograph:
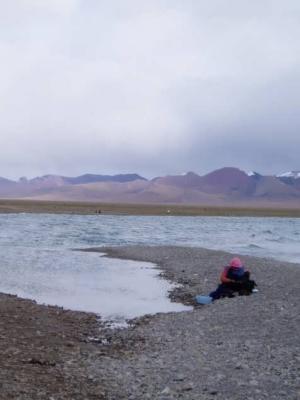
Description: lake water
0,214,299,322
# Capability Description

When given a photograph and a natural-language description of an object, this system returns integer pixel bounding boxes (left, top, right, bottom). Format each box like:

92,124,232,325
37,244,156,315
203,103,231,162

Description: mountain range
1,168,300,207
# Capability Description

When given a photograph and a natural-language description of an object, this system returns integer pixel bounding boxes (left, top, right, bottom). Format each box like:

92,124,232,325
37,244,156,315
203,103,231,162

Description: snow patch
277,171,300,179
247,171,256,176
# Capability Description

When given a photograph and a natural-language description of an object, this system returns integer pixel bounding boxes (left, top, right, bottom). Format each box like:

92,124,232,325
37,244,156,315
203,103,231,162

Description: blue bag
195,295,213,305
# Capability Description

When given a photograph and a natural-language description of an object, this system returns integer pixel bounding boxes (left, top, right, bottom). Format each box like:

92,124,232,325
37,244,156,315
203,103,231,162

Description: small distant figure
209,257,257,301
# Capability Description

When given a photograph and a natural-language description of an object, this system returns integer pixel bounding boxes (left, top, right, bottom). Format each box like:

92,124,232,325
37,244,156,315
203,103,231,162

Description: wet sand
1,246,299,399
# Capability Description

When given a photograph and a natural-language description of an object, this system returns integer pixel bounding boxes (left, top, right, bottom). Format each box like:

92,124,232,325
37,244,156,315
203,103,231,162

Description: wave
266,236,294,243
247,244,263,249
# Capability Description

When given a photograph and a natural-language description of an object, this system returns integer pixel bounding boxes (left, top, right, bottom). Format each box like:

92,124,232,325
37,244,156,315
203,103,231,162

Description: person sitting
209,257,256,301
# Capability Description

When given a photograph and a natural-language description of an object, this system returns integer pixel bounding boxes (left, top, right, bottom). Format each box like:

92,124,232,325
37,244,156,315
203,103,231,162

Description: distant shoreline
0,199,300,217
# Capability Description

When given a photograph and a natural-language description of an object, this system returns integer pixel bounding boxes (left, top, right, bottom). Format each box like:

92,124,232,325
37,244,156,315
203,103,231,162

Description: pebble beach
1,245,299,399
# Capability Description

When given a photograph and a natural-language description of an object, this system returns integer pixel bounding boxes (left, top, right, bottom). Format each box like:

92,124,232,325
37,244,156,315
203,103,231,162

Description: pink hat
230,257,243,269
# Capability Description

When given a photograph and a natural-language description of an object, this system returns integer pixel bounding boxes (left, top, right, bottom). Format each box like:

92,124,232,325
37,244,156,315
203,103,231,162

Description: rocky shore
1,246,299,399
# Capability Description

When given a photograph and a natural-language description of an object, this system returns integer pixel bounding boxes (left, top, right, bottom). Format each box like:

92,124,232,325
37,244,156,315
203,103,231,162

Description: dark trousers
209,280,255,300
209,283,238,300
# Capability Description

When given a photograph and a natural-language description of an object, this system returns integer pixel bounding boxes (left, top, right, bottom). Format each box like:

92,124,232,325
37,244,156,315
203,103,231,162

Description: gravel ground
1,245,300,399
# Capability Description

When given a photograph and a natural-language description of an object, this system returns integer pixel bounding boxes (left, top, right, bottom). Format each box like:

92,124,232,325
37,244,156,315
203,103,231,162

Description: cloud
0,1,299,178
3,0,79,17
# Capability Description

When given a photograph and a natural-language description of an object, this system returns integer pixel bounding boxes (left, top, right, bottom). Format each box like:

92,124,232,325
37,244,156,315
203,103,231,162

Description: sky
1,0,300,180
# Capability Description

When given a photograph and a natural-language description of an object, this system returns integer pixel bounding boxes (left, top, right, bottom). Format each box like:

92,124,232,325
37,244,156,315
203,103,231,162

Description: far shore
0,198,300,217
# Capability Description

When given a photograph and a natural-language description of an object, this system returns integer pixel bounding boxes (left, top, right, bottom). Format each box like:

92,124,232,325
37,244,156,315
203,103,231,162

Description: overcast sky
1,1,300,179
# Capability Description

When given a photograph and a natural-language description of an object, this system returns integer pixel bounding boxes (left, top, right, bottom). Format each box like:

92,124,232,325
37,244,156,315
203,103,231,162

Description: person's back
226,265,246,281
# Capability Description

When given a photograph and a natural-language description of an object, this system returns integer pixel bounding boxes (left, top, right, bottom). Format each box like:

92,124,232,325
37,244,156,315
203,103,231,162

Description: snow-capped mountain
246,171,261,179
0,168,300,206
276,171,300,179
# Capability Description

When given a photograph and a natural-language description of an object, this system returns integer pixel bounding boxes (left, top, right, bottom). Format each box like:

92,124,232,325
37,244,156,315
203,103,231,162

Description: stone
161,386,172,395
173,374,185,382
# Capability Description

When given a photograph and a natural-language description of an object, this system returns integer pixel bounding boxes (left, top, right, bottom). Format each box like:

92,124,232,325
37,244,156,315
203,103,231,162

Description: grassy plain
0,199,300,217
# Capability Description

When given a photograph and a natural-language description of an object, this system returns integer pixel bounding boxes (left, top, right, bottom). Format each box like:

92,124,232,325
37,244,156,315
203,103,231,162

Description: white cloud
0,1,300,178
9,0,79,16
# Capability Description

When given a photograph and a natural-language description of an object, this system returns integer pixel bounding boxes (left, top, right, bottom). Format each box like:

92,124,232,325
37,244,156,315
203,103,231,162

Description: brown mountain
200,167,256,196
0,174,147,198
0,177,19,196
253,176,300,199
152,172,203,189
64,173,147,185
0,168,300,207
150,168,257,198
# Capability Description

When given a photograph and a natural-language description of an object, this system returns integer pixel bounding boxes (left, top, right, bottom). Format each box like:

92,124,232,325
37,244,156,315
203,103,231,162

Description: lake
0,213,299,323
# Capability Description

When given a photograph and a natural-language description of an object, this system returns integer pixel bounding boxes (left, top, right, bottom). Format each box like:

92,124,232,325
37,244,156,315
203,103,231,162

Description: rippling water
2,213,298,261
0,213,299,320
